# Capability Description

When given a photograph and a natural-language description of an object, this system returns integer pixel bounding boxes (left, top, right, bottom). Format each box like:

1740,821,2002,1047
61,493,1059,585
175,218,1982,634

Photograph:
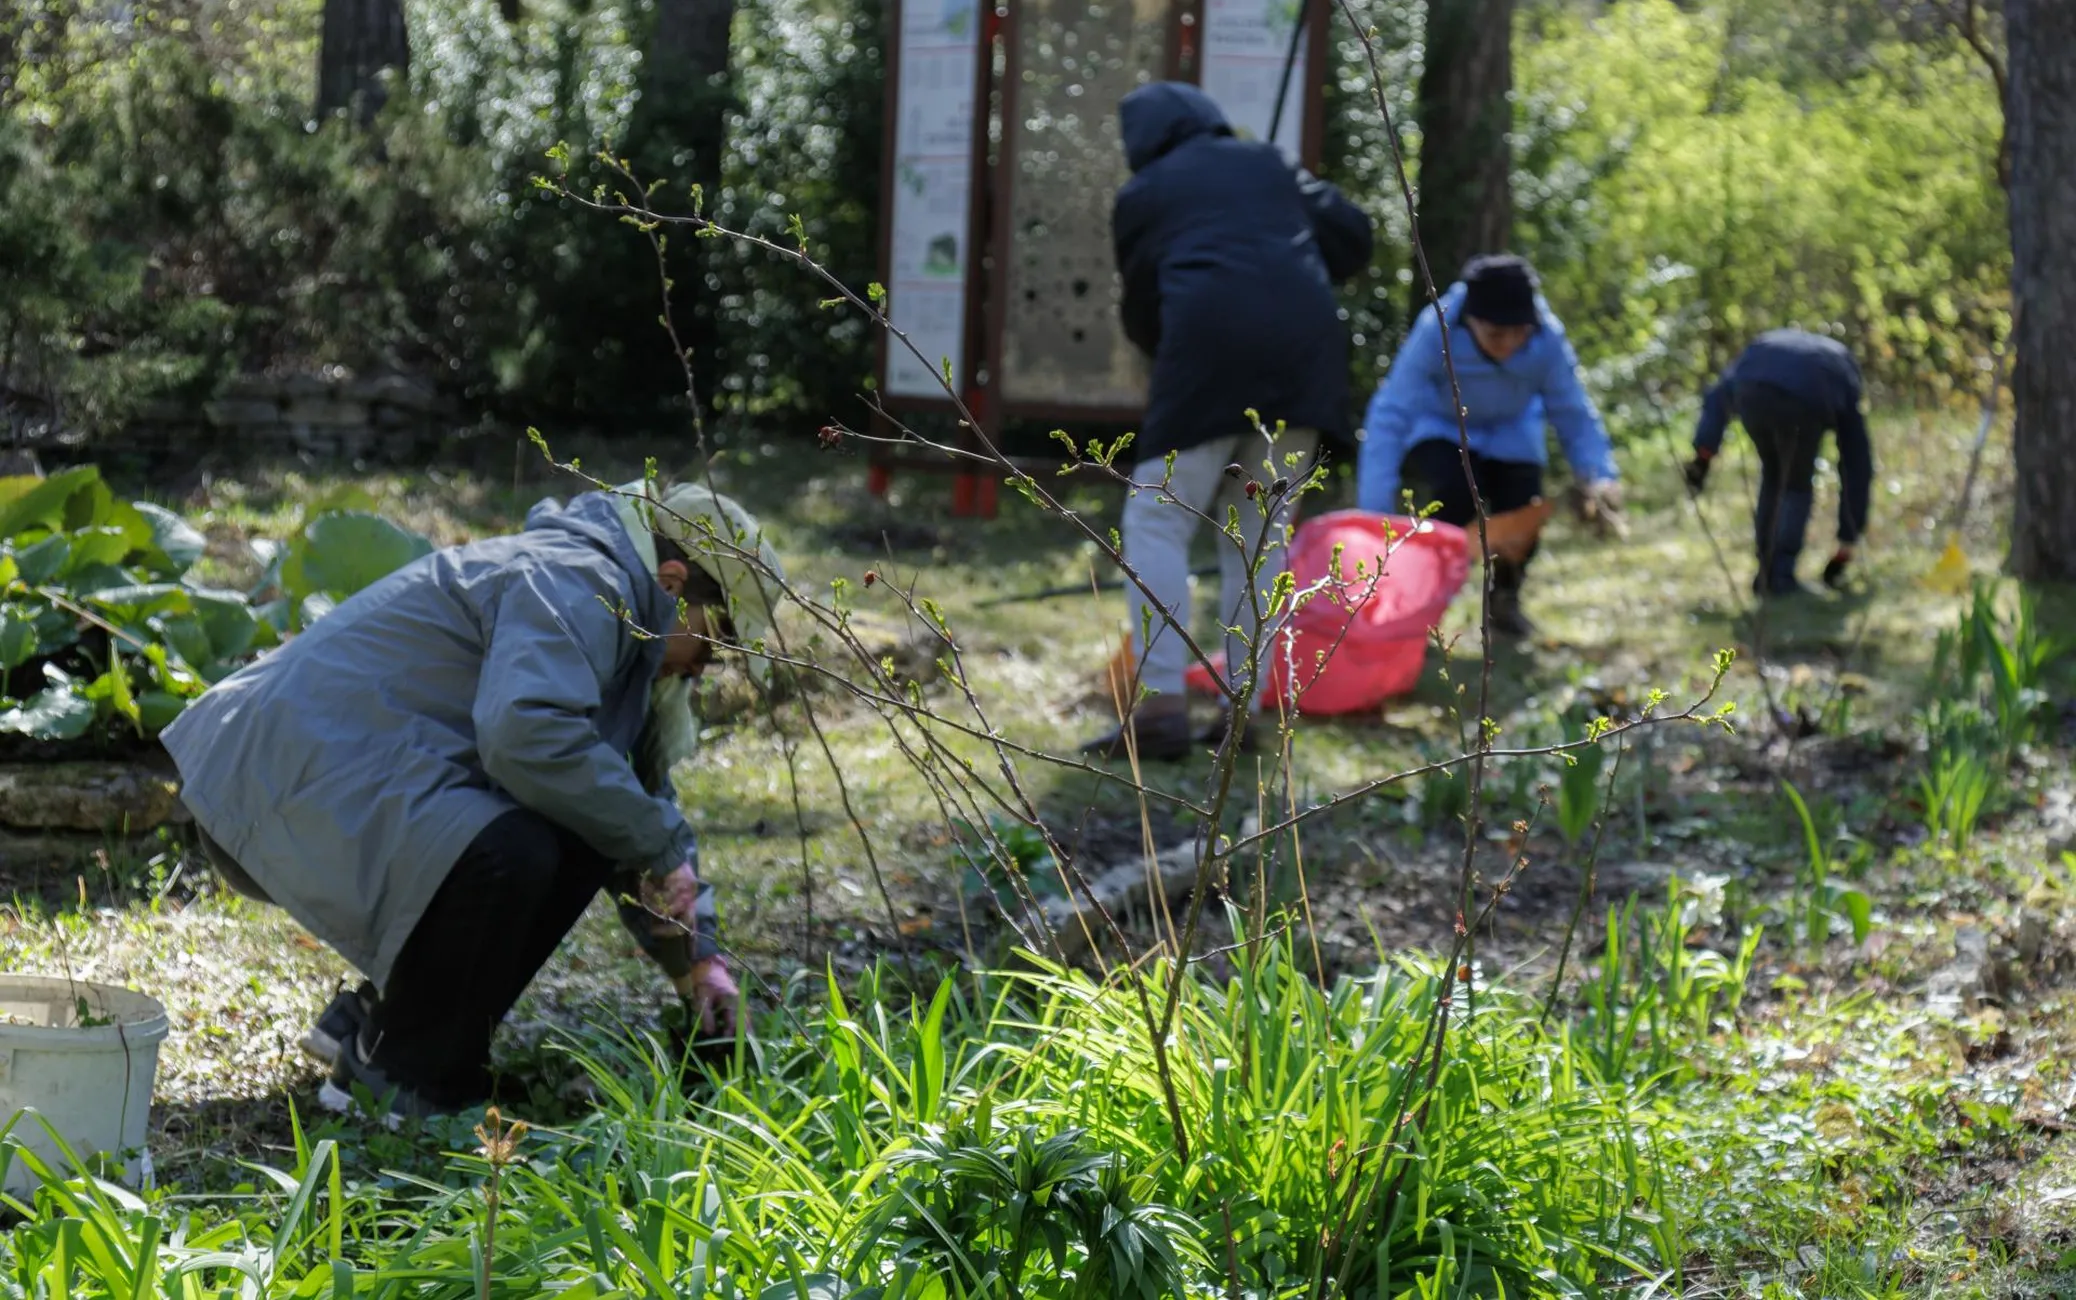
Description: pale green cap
612,478,786,682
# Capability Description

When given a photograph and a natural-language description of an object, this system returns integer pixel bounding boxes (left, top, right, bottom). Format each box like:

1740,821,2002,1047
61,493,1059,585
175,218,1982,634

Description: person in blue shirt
1358,254,1621,637
1683,328,1871,597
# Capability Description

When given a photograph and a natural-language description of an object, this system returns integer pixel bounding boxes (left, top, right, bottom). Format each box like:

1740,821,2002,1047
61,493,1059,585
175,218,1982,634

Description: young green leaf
0,609,37,672
0,684,95,740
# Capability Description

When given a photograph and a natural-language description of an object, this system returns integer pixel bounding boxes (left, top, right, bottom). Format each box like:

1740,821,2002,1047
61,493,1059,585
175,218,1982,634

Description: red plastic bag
1184,511,1470,715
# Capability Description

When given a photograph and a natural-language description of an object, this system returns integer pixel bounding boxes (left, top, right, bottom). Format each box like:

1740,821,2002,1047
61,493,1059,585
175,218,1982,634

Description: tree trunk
2004,0,2076,581
639,0,737,410
1411,0,1515,311
317,0,410,125
647,0,736,203
652,0,735,86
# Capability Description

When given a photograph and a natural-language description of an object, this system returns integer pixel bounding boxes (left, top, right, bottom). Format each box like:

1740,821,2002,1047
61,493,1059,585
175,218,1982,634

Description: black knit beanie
1460,254,1540,326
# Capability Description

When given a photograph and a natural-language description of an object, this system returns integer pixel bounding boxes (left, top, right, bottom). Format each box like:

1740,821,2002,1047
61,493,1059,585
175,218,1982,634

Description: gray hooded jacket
163,492,705,986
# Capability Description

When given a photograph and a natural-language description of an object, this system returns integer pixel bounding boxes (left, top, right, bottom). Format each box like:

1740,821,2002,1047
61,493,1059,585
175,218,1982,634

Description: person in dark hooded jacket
1684,328,1872,597
1084,81,1374,761
164,479,785,1122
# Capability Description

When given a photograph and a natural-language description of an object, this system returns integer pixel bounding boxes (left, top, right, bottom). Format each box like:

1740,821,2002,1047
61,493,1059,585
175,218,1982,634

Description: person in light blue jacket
1357,255,1622,636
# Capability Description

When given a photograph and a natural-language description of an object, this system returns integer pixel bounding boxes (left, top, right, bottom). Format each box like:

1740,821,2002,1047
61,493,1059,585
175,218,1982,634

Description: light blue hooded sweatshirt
1356,282,1619,512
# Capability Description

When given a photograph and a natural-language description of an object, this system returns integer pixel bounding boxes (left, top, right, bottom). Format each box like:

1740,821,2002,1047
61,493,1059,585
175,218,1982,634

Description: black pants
202,808,682,1105
1399,440,1545,587
1736,381,1826,594
371,809,629,1102
197,826,273,904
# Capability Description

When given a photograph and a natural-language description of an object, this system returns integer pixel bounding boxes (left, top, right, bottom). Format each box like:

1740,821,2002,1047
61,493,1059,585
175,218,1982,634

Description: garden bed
0,464,441,892
0,757,187,890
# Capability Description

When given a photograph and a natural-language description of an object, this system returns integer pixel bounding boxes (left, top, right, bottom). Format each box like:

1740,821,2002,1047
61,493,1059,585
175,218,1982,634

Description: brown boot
1080,700,1195,762
1489,560,1536,640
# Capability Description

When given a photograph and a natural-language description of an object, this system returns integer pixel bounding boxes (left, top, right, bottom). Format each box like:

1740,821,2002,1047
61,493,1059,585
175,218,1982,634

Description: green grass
4,405,2076,1295
125,409,2042,970
0,928,1736,1297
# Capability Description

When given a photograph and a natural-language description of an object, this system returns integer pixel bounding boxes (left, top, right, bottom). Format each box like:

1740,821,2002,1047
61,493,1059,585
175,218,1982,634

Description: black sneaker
1079,707,1196,762
300,983,375,1069
318,1035,451,1130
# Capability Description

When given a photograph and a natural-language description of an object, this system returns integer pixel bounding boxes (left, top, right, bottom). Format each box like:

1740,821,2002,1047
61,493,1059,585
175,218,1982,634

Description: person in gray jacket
163,478,784,1121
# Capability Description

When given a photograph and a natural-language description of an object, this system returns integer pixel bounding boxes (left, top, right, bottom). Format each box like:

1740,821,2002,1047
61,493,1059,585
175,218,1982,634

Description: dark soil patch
0,730,171,766
825,518,953,556
1051,803,1190,868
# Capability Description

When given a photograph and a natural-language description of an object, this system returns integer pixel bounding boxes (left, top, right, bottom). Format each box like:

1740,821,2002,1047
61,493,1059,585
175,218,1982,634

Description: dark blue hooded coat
1693,328,1872,544
1112,82,1374,460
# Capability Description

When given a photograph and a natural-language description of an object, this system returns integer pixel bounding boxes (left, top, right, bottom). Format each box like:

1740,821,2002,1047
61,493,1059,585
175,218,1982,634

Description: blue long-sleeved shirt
1356,282,1618,513
1694,328,1871,544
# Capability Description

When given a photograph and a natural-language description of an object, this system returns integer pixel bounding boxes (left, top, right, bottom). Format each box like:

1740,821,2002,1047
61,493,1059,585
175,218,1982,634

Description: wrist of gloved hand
1682,450,1712,492
667,891,722,964
670,953,729,999
618,869,723,971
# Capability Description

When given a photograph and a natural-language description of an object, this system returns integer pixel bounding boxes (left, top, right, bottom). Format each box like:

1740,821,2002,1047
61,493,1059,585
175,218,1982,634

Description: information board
1197,0,1307,161
883,0,984,401
992,0,1168,414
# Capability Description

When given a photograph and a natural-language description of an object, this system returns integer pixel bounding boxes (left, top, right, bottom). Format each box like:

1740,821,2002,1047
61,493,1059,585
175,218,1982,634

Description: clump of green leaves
956,813,1066,910
855,1118,1204,1299
1576,876,1761,1082
0,930,1702,1297
0,465,241,741
1557,708,1613,846
1782,780,1874,956
256,506,435,631
0,465,431,742
1920,745,1995,852
1916,580,2064,849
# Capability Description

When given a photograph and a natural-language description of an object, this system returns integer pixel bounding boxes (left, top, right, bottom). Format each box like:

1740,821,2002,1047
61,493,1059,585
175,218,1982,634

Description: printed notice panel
885,0,982,400
1199,0,1306,161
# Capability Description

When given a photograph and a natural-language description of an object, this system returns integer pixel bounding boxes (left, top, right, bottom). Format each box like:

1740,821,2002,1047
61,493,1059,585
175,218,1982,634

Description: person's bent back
1112,82,1372,453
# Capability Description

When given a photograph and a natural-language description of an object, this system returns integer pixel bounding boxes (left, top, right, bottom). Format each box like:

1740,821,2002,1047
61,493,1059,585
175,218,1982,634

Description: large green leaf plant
0,467,431,743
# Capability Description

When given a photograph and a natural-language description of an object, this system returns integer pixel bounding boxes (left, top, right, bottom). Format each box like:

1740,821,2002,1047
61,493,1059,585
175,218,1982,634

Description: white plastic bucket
0,976,169,1194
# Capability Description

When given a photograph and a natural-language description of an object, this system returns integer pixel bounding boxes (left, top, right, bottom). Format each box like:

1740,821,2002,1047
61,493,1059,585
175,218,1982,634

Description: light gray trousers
1119,430,1318,707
